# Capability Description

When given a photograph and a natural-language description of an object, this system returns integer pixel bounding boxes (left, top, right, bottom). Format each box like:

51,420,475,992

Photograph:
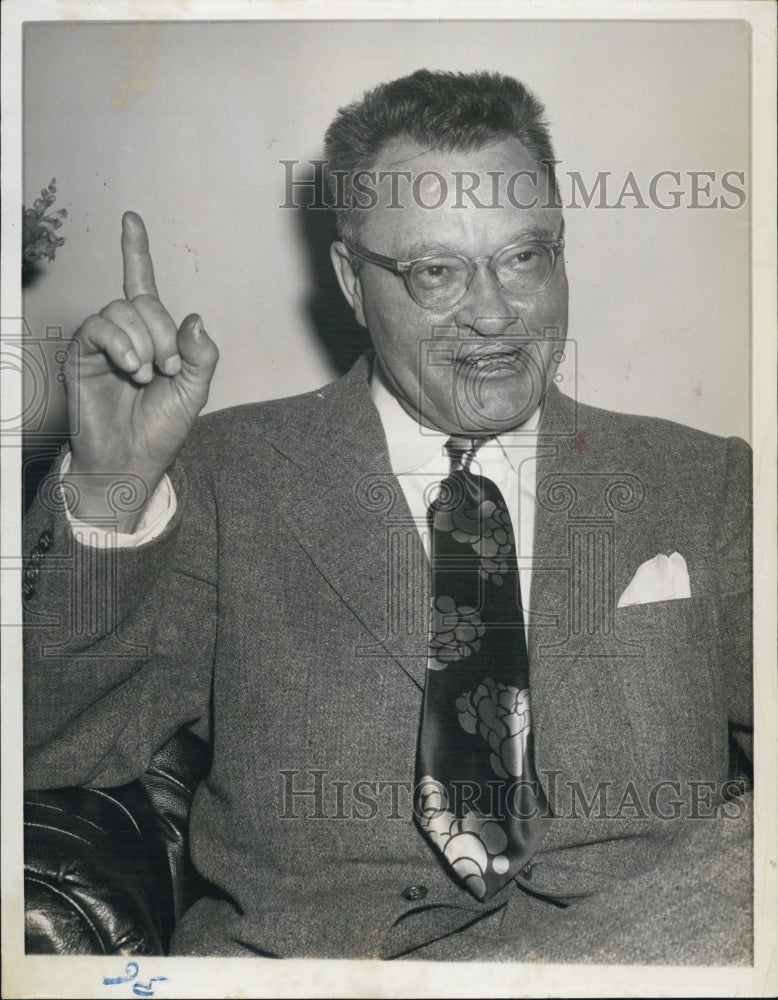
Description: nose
452,262,520,338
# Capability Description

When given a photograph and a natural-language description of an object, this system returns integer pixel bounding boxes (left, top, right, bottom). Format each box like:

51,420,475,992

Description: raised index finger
122,211,160,300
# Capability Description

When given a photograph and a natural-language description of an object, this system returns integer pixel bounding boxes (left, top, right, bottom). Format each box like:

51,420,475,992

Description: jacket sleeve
23,441,217,791
715,435,752,755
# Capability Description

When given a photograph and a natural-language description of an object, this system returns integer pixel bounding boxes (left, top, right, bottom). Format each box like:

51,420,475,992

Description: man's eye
414,262,458,288
502,248,541,270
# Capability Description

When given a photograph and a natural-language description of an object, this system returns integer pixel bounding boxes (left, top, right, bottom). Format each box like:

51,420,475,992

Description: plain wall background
22,19,751,440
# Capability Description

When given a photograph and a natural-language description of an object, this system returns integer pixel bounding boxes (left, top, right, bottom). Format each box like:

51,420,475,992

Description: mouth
456,345,529,370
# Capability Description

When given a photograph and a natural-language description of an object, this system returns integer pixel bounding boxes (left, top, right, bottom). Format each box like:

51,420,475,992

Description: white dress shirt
369,368,541,618
62,450,177,548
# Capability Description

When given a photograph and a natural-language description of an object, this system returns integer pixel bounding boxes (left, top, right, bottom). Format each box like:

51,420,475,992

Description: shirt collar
369,361,540,476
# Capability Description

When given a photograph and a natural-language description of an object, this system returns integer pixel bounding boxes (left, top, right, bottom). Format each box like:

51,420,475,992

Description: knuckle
100,298,132,320
76,314,102,337
131,292,159,310
107,326,130,348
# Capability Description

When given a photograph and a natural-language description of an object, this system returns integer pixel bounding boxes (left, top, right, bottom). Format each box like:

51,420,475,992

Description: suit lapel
267,356,429,691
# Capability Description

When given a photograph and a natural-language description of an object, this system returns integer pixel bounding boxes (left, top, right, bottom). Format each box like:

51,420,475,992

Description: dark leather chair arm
24,729,213,955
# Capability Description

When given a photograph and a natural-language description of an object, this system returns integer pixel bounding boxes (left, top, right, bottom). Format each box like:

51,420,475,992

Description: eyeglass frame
342,231,565,309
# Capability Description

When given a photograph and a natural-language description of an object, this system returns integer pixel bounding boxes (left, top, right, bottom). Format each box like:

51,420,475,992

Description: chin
447,382,542,434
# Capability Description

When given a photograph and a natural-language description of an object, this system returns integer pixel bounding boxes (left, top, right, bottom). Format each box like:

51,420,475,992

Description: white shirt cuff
60,452,177,548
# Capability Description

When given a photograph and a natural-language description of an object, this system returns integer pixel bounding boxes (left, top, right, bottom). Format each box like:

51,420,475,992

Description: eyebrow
398,226,559,260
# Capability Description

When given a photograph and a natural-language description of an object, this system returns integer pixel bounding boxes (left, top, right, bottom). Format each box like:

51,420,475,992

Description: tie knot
445,437,482,473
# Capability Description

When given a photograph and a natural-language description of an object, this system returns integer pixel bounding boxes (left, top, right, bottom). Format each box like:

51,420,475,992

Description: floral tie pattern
414,437,551,901
417,777,510,901
427,596,485,668
456,679,531,779
431,495,514,584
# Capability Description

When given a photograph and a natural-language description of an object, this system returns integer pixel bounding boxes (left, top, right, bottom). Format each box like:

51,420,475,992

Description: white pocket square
617,551,690,608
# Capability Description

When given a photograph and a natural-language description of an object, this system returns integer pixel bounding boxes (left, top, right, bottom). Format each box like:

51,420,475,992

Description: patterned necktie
414,436,550,901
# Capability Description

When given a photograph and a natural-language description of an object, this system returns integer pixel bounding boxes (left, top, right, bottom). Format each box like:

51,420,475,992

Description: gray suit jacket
23,352,752,963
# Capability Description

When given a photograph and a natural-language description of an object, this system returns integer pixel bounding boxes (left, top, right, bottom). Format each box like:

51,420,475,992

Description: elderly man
23,70,752,963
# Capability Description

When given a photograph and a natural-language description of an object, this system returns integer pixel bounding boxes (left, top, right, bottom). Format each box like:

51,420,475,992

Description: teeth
462,353,514,366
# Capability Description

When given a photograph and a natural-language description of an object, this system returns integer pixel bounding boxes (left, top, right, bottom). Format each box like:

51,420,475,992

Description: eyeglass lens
410,243,554,306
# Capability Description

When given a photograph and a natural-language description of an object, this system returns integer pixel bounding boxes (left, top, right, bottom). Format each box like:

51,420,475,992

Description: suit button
24,565,39,582
30,546,43,565
521,863,533,880
38,531,53,552
401,884,428,901
23,580,35,599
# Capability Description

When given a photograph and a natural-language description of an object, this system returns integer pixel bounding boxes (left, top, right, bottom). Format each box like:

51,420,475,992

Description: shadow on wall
22,260,49,292
295,161,372,375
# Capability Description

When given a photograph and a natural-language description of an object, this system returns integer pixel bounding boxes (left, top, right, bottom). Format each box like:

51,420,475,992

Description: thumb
176,313,219,381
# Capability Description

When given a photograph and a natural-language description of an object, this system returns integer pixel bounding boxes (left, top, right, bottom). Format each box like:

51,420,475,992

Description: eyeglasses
343,234,565,309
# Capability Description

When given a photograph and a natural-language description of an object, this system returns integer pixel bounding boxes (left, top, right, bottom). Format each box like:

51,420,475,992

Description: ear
330,241,367,328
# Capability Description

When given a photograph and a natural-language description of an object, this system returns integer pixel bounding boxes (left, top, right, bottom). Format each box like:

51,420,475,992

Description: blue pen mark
103,962,168,997
103,962,139,986
133,977,169,997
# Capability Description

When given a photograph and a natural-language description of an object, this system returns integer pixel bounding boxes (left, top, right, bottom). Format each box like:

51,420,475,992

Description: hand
64,212,219,531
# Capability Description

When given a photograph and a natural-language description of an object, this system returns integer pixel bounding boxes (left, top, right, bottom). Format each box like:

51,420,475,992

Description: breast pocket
613,596,727,779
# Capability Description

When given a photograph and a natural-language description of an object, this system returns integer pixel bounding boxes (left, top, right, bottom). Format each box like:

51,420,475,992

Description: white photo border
2,2,775,997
